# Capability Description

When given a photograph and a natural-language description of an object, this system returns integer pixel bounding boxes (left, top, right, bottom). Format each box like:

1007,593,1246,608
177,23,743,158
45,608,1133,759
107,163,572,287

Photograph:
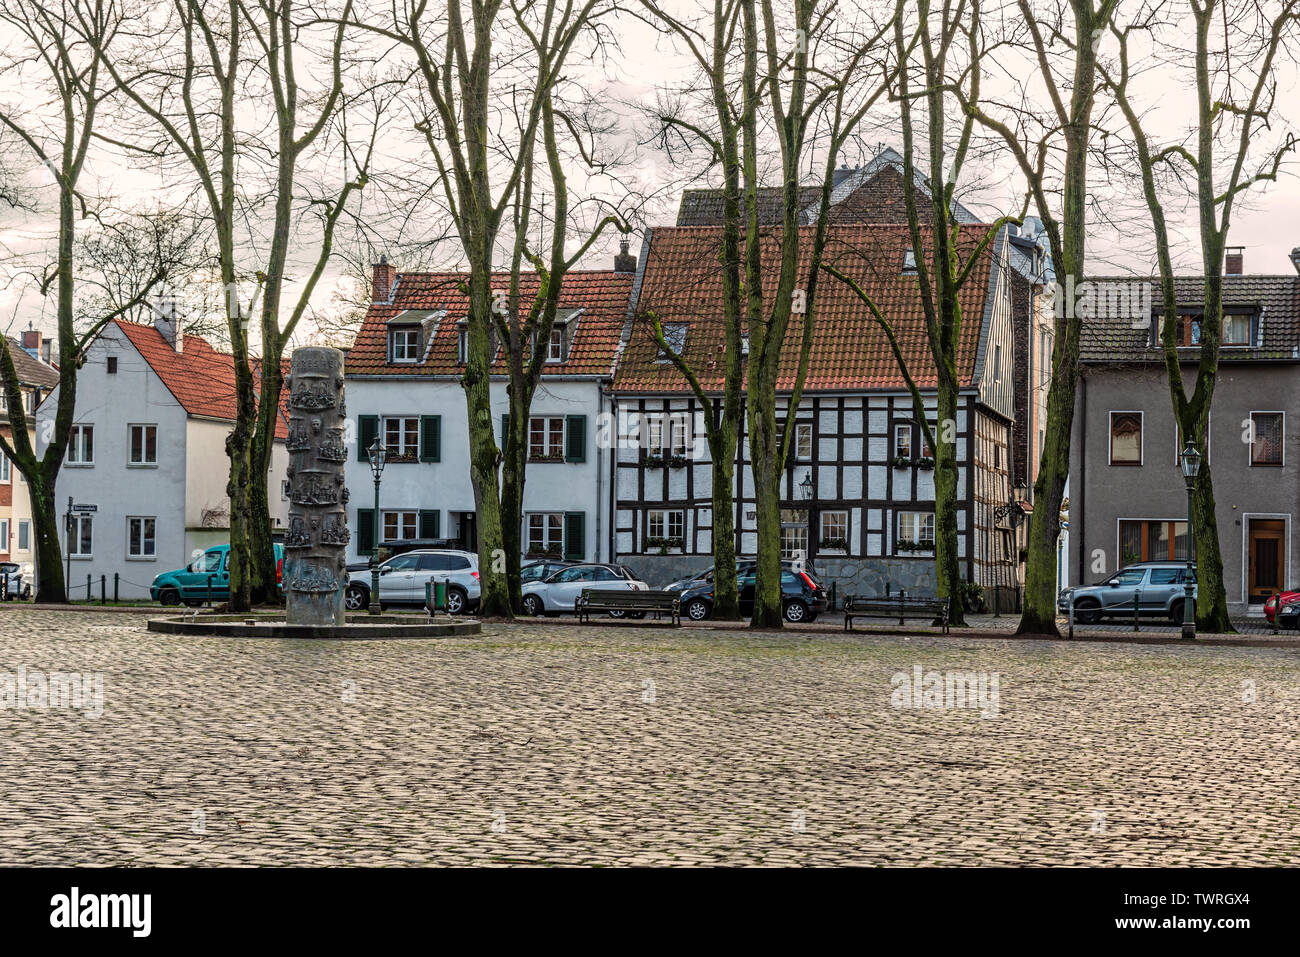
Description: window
17,521,29,551
0,519,7,551
894,423,912,459
656,323,689,360
780,508,809,559
1109,412,1142,465
1118,519,1189,565
670,417,689,457
645,413,690,455
69,514,93,557
107,356,117,374
0,452,8,482
1250,412,1283,466
457,325,469,364
67,424,94,465
389,326,420,362
381,510,417,542
529,416,565,460
1223,313,1251,346
383,416,420,460
127,517,156,558
128,424,157,465
897,511,935,549
820,510,848,549
902,248,917,275
795,422,812,460
527,512,564,555
992,344,1002,383
647,509,684,543
547,324,569,363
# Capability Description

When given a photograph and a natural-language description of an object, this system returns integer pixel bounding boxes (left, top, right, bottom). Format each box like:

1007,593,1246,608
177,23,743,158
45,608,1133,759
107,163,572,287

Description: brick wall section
828,165,921,223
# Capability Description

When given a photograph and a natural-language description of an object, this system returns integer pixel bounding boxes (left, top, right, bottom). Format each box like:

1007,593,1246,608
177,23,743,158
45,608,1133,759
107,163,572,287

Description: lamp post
993,480,1029,615
366,437,387,616
1179,440,1202,640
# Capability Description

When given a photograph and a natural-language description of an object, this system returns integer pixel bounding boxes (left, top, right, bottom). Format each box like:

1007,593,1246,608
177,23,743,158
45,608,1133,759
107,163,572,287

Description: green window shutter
501,413,510,446
420,415,441,462
565,414,587,463
563,511,585,561
357,508,375,554
357,415,379,462
418,509,440,539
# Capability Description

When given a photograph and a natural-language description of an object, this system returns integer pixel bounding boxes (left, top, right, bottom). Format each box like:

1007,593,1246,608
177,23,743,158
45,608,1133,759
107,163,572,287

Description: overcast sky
2,0,1298,348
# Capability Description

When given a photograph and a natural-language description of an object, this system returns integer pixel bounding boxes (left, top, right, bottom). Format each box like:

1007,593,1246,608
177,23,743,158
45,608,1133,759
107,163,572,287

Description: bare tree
0,0,172,602
641,0,897,627
1101,0,1300,632
822,0,1023,628
961,0,1121,635
85,0,377,609
354,0,619,616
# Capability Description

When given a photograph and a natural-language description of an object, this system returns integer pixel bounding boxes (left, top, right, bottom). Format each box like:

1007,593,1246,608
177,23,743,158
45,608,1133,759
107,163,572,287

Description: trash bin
427,579,448,612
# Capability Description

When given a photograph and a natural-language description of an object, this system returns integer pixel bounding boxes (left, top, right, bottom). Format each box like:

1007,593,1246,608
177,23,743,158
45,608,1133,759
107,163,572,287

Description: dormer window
902,249,917,275
656,322,689,361
457,322,469,364
389,325,420,363
1157,310,1255,348
547,326,566,363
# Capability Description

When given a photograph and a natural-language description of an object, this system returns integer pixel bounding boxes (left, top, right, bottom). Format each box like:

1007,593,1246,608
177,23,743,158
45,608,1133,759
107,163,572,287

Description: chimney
372,254,396,302
614,236,637,273
20,327,41,359
1290,247,1300,275
154,297,182,352
1225,246,1244,276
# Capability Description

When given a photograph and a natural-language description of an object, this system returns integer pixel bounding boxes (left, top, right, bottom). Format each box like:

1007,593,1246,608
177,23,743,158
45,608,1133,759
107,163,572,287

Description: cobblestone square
2,608,1298,866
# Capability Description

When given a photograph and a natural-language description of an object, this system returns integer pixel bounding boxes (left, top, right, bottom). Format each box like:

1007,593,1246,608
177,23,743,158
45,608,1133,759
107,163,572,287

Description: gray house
1069,254,1300,615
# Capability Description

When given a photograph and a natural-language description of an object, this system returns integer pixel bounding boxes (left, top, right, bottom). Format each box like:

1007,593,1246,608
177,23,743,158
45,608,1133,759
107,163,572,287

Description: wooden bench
577,588,680,625
844,591,950,633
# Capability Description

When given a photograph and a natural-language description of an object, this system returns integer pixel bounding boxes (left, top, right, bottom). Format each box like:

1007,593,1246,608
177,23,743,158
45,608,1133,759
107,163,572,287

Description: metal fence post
86,574,91,603
1068,596,1075,640
1133,588,1141,632
100,575,106,605
114,573,119,603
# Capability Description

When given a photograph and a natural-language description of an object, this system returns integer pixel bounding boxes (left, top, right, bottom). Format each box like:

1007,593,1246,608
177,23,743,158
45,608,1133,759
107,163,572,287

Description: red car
1263,590,1300,623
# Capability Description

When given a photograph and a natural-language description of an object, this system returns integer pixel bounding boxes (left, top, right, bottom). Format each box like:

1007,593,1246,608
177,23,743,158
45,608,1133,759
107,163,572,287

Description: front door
1248,519,1285,604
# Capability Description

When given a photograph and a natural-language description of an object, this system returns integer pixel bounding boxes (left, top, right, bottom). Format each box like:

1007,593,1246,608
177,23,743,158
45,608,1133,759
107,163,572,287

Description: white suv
345,549,481,614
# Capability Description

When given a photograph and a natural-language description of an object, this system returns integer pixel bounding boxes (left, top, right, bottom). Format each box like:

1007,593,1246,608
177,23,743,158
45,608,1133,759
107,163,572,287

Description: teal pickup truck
151,543,284,606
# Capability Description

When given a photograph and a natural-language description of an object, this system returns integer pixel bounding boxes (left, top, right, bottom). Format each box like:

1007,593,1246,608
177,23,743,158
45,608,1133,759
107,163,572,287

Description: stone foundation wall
618,552,941,600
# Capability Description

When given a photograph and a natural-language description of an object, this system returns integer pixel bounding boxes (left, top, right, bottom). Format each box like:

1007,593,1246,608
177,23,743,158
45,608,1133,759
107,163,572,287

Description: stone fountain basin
147,613,480,640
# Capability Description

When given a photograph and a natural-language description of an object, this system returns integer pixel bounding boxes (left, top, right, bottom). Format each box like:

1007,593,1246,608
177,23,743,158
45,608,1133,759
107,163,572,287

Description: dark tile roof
344,270,634,377
2,337,59,389
614,223,998,394
1079,275,1300,363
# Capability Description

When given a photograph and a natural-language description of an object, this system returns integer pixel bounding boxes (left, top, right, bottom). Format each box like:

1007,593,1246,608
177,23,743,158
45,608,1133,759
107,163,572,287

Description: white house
36,313,289,599
342,254,636,565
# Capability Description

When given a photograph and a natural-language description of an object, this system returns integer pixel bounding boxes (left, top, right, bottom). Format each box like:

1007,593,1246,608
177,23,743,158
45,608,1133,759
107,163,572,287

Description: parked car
521,563,649,616
345,549,480,613
521,559,575,584
1263,589,1300,624
663,559,816,593
1057,562,1196,624
678,567,828,624
0,561,32,601
152,543,285,606
1274,598,1300,630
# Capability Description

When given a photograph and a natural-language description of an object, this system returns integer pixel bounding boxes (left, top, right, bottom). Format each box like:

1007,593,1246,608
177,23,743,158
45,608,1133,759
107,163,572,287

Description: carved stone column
283,347,349,626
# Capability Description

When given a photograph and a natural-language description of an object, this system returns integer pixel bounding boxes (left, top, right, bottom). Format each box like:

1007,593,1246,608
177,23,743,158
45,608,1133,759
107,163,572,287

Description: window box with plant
896,539,935,553
890,455,913,469
668,454,689,469
818,537,849,553
644,453,665,469
644,536,684,555
916,457,935,470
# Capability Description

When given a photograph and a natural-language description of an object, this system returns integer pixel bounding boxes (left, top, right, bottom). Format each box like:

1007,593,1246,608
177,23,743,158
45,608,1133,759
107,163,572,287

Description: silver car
345,549,480,614
1058,562,1196,624
521,563,648,616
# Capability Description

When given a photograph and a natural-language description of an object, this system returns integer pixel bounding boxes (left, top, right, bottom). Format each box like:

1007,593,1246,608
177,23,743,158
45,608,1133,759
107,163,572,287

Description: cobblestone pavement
2,608,1299,866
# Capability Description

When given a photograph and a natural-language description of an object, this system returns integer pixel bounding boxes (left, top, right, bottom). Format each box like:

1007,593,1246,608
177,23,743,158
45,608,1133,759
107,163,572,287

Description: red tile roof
613,223,999,393
345,270,635,377
113,320,289,439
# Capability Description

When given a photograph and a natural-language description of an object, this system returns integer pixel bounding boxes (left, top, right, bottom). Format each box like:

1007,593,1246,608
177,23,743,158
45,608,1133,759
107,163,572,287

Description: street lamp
798,472,813,500
1179,440,1202,640
366,437,388,616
